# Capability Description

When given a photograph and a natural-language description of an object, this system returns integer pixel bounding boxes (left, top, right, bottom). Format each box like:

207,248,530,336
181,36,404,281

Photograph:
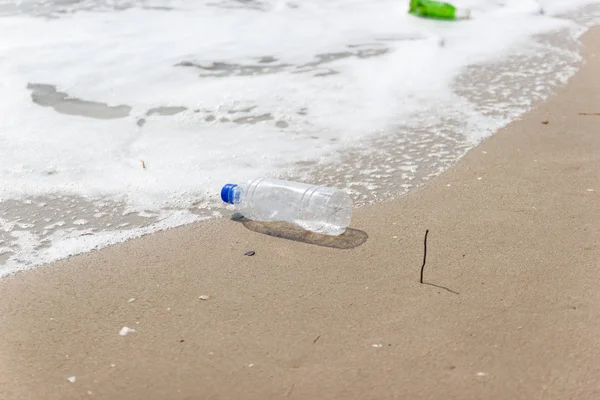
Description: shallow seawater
1,0,600,275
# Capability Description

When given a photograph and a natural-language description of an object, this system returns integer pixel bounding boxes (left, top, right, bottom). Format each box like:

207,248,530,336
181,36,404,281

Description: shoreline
2,6,598,276
2,25,600,400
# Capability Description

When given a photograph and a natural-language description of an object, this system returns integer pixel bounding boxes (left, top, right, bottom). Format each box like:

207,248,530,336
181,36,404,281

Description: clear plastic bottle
221,178,353,236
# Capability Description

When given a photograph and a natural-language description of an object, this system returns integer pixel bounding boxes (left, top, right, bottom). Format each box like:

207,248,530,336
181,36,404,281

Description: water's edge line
1,19,598,278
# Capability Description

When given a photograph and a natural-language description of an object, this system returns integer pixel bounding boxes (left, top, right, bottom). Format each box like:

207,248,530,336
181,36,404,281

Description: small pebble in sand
477,177,482,180
199,295,211,301
481,151,487,154
119,326,136,336
87,391,93,395
372,344,383,348
248,363,254,368
67,376,76,383
127,298,136,303
587,189,595,192
110,363,116,368
244,251,256,256
476,372,488,377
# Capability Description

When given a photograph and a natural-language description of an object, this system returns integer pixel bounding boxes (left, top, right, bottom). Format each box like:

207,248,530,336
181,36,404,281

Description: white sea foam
1,0,599,276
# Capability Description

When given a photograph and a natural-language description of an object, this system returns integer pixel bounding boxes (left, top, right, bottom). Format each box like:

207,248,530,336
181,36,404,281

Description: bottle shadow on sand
231,213,368,249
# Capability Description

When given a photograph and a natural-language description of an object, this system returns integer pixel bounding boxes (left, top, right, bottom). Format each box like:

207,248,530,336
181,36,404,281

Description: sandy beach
2,25,600,400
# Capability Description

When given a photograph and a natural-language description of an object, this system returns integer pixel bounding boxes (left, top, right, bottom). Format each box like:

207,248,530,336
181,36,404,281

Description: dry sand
2,28,600,400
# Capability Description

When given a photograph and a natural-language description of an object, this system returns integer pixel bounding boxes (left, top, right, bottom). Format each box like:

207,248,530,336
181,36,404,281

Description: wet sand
1,27,600,400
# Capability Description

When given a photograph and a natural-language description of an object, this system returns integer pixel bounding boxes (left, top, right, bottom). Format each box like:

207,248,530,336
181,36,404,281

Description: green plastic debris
409,0,471,20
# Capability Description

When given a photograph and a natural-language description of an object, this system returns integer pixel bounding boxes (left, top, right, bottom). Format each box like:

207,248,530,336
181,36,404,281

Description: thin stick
579,112,600,116
420,230,429,284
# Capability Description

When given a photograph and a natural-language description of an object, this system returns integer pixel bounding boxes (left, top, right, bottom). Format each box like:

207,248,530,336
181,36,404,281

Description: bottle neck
454,8,471,19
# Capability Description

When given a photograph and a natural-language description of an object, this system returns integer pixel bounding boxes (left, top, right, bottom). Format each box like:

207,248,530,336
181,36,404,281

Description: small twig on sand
285,384,295,397
420,230,429,284
141,160,146,169
579,112,600,116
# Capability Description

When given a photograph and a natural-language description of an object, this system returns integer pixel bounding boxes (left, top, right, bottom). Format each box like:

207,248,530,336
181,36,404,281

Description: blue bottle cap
220,183,238,204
